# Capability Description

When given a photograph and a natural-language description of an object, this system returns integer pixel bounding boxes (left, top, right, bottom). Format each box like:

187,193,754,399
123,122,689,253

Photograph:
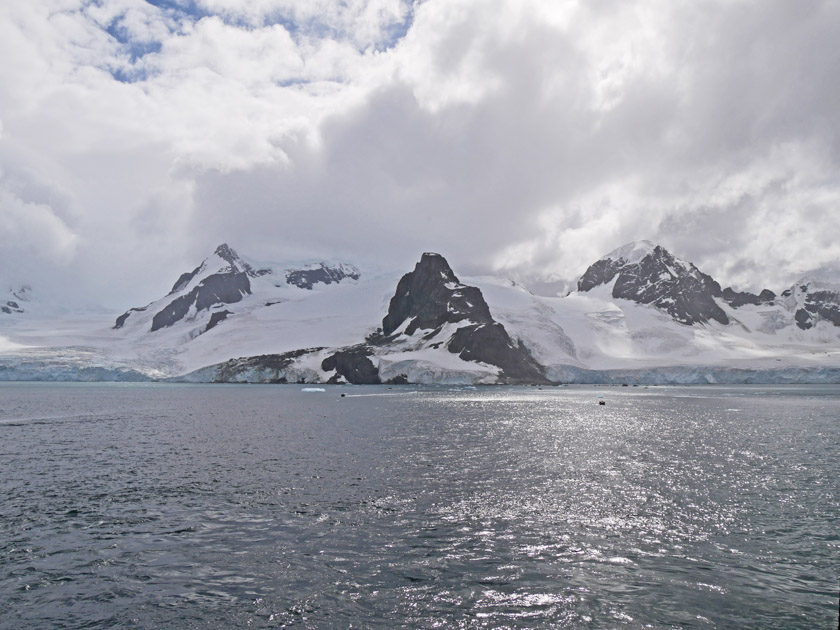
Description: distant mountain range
2,242,839,384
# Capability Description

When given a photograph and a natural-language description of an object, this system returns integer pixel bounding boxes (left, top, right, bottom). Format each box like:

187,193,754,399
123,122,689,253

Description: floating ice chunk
301,387,326,392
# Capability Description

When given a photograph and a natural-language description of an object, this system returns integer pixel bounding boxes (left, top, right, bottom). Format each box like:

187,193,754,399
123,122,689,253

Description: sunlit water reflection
0,383,837,628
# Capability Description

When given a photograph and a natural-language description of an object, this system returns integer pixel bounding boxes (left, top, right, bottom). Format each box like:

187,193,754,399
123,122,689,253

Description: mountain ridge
2,241,839,384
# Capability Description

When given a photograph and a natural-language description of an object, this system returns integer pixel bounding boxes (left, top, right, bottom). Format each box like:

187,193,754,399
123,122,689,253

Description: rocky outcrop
210,348,321,383
447,322,546,383
577,258,625,293
578,242,729,325
205,309,232,332
113,306,147,329
322,347,381,384
286,263,360,290
115,244,254,332
785,282,840,330
373,253,547,383
169,265,204,295
722,287,776,308
382,253,493,335
151,271,250,332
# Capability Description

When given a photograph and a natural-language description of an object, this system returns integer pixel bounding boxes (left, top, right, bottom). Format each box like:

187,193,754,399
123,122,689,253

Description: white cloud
0,185,77,283
0,0,839,307
196,0,412,47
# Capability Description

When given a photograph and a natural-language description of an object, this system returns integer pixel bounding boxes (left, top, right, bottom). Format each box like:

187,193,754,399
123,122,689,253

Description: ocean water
0,383,837,629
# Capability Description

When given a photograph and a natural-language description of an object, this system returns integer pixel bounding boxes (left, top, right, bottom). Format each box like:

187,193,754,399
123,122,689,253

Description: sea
0,383,837,629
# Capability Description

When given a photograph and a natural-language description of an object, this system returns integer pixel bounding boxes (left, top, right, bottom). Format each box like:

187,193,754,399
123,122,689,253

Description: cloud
1,0,839,309
0,183,77,291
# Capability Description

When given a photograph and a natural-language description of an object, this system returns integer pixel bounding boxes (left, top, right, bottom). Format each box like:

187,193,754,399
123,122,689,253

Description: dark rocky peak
167,243,256,297
115,244,253,331
578,242,729,325
285,262,360,290
382,252,493,336
214,243,255,275
354,253,548,384
214,243,241,267
722,287,776,308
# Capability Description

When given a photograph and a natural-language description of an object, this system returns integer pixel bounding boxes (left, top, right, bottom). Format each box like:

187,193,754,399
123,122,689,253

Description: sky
1,0,839,309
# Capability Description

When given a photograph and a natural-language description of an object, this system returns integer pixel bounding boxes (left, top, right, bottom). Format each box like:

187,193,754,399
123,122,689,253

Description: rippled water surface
0,383,838,629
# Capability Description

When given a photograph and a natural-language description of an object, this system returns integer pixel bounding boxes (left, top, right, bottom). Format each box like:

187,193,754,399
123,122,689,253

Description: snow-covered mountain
113,243,361,334
1,241,839,384
196,252,549,384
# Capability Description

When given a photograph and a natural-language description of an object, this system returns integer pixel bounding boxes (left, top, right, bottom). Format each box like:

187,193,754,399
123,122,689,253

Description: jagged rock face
151,271,250,332
722,288,776,308
577,259,624,293
163,245,249,298
169,266,203,295
377,253,548,384
793,288,840,330
205,310,232,332
286,263,360,290
578,244,729,326
382,253,493,335
322,347,381,384
215,243,243,268
115,243,256,331
447,322,547,383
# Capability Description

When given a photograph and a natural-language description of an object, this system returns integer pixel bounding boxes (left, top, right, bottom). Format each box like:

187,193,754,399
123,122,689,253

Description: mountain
577,241,729,325
197,252,549,385
113,243,361,336
2,241,839,384
576,241,840,337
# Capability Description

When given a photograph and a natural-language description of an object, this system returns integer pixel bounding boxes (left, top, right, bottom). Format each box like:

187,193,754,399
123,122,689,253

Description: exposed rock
577,258,625,292
447,322,547,384
151,271,250,332
722,287,776,308
382,253,493,335
150,293,194,333
322,347,381,384
286,263,360,290
169,265,203,295
578,242,729,325
379,252,548,384
205,309,232,332
113,306,147,329
211,348,322,383
795,289,840,330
